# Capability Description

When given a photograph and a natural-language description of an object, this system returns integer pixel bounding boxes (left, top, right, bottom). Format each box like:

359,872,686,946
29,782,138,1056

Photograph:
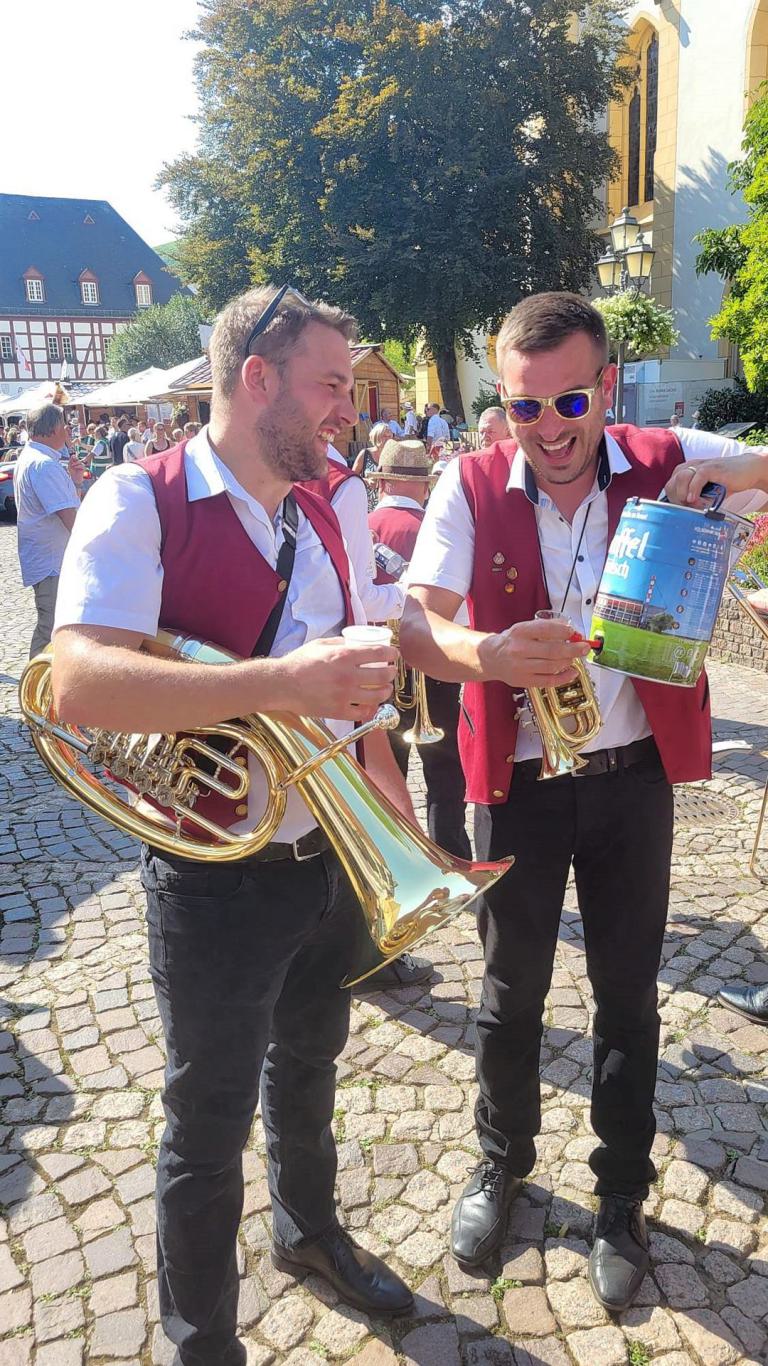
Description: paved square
1,518,767,1364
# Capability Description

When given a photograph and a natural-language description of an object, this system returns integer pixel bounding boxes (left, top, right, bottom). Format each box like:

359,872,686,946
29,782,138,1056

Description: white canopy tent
0,382,65,416
72,367,171,409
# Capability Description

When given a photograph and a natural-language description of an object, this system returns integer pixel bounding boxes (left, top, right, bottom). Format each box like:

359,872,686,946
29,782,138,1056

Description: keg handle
657,480,726,514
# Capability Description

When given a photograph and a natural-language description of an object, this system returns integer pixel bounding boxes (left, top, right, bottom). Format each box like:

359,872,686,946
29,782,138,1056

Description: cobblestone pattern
0,518,768,1365
710,596,768,674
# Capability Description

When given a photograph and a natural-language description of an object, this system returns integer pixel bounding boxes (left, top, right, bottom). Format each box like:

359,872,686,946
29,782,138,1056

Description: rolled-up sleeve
54,467,164,635
32,460,80,515
407,458,476,598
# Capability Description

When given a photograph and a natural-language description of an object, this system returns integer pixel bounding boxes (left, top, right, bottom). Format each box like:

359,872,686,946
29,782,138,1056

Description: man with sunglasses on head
51,284,416,1365
401,292,768,1311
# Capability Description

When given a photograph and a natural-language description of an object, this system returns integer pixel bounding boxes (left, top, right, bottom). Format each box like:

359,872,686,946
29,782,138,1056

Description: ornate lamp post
596,208,656,421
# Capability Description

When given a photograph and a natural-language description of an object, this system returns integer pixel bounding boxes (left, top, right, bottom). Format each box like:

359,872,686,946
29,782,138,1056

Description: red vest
142,442,354,657
458,425,712,804
368,503,425,583
302,459,361,504
140,441,355,830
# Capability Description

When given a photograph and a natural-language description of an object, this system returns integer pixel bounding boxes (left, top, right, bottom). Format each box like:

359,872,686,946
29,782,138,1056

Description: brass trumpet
524,662,602,780
389,619,445,746
18,630,511,986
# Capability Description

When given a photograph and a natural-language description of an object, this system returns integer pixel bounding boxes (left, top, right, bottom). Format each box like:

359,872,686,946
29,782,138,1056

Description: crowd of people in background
0,413,202,477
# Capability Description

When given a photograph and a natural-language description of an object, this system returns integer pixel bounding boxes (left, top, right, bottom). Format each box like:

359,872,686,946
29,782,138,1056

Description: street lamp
597,207,656,422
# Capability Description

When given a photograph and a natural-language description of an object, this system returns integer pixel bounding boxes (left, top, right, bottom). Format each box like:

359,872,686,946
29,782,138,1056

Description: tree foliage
695,378,768,433
695,88,768,390
107,294,204,379
161,0,628,417
592,290,678,359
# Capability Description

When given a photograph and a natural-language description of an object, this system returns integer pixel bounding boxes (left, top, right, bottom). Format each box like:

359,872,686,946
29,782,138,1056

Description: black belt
240,826,331,863
513,735,659,782
147,826,331,867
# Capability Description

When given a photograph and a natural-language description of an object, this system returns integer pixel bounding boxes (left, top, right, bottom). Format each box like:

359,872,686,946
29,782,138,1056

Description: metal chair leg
750,774,768,881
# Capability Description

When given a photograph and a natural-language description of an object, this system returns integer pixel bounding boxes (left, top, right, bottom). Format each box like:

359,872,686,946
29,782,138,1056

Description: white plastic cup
342,625,393,647
342,625,394,678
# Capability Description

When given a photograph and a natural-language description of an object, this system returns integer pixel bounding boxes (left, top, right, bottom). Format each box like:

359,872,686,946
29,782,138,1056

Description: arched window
644,34,659,203
627,87,641,210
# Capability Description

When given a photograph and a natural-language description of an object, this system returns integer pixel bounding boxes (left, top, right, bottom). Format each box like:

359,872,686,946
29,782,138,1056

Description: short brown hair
209,284,359,401
496,292,608,369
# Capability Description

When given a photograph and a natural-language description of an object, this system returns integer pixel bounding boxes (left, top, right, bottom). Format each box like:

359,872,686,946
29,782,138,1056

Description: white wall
673,0,753,360
456,331,498,420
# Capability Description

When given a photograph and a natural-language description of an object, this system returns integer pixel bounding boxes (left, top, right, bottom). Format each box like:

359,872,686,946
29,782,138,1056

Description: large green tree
162,0,627,417
107,294,204,379
695,88,768,390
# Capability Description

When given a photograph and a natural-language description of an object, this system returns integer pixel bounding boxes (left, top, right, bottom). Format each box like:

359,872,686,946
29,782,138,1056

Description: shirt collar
378,494,425,511
26,439,61,459
184,426,276,526
507,433,630,505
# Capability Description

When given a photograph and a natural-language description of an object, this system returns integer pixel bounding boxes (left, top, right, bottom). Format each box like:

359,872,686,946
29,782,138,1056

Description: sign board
674,400,685,418
645,382,683,423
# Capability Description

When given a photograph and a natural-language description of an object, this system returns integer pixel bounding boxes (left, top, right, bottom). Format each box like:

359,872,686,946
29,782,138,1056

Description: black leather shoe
272,1226,413,1316
450,1161,522,1266
717,982,768,1026
352,953,433,995
589,1195,649,1313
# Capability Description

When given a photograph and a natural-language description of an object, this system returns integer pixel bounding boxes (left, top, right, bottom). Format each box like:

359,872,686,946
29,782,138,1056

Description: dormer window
24,268,45,302
134,271,153,308
79,270,99,306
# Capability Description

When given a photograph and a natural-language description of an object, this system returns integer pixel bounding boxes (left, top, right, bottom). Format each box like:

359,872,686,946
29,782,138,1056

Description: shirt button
505,584,515,594
277,579,288,593
577,555,584,562
235,803,248,816
586,598,593,606
492,789,504,798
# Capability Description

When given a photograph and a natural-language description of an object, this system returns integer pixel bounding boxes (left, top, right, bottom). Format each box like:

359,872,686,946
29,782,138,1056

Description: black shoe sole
716,994,768,1027
270,1249,414,1317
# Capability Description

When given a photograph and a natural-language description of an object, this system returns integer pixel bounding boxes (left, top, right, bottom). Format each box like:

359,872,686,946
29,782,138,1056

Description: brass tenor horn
18,631,511,986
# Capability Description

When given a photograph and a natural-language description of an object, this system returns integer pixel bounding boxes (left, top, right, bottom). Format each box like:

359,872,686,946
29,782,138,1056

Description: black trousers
473,744,674,1200
391,675,471,860
142,845,358,1366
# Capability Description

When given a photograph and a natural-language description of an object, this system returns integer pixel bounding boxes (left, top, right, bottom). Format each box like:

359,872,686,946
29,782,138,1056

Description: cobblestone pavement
1,516,768,1366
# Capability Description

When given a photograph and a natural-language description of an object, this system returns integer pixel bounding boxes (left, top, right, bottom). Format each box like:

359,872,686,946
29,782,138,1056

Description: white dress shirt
426,415,451,443
55,427,367,842
13,441,80,587
327,447,405,621
403,410,419,436
408,428,768,762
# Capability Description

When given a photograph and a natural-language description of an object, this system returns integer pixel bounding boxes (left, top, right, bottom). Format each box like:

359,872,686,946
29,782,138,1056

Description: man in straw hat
369,438,472,866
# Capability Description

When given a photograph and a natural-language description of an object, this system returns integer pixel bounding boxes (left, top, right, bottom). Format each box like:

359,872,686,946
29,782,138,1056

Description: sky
6,0,203,246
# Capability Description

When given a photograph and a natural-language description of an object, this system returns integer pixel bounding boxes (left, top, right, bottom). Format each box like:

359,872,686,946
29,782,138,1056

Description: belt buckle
291,831,322,862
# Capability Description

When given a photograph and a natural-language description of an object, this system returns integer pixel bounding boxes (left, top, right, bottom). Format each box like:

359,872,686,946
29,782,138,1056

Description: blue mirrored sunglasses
500,369,605,426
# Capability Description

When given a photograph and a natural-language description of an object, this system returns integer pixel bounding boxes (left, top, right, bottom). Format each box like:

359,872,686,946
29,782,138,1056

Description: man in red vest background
51,285,415,1364
402,292,768,1312
369,437,472,862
